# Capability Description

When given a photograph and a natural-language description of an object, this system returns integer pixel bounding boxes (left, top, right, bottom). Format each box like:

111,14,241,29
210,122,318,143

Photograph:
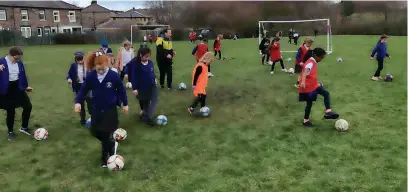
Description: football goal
130,24,171,44
258,19,332,54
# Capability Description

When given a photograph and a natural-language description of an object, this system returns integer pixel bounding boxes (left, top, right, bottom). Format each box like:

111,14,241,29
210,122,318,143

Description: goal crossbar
258,18,332,54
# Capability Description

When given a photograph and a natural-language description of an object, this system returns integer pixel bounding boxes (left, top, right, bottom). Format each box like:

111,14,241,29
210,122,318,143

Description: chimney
91,0,97,4
133,7,135,10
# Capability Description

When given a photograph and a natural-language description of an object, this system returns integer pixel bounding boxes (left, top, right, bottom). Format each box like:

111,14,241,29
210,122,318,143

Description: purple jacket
0,56,29,95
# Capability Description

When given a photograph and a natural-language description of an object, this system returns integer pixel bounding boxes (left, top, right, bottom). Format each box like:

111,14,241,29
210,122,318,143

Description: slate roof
112,8,151,18
97,19,137,29
0,1,81,10
82,3,111,13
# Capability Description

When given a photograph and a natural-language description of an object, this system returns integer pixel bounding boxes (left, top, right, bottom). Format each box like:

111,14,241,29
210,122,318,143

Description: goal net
258,19,332,54
130,24,171,45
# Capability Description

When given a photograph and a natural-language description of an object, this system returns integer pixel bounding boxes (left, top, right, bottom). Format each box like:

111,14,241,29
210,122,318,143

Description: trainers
80,120,86,126
324,111,339,119
160,85,164,89
208,72,214,77
293,84,299,88
371,77,379,81
378,76,383,80
139,110,144,115
188,107,194,114
303,121,313,127
8,132,15,141
19,127,32,135
145,119,156,126
270,71,274,75
281,69,287,72
101,164,107,168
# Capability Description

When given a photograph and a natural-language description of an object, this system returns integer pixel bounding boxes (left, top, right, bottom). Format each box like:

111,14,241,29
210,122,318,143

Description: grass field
0,35,406,192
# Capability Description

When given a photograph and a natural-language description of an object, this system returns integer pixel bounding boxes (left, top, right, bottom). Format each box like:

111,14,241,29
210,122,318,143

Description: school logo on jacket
106,82,112,88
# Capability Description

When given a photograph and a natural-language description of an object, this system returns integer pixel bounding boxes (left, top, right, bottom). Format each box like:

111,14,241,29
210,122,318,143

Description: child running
130,47,158,126
269,37,286,74
370,35,391,81
116,41,135,81
259,35,270,65
188,52,214,114
67,51,92,125
298,48,339,127
100,40,113,55
75,50,128,168
294,38,314,88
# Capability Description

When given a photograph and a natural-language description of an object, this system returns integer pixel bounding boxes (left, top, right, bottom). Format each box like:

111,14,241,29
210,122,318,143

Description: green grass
0,35,406,192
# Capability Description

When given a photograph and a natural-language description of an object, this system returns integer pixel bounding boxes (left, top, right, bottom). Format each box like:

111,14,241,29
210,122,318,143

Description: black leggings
374,58,384,77
271,59,285,71
294,37,299,45
91,129,115,163
158,62,172,88
76,83,92,122
214,50,222,60
6,92,32,133
304,87,331,120
190,94,207,108
262,54,270,64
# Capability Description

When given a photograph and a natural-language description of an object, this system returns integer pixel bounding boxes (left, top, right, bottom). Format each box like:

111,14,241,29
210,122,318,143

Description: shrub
52,33,97,44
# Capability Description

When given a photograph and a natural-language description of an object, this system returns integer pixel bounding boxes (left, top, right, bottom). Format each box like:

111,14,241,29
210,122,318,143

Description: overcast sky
63,0,146,11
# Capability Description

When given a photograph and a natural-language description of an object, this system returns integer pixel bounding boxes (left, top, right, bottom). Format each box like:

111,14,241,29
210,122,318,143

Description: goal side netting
258,19,332,54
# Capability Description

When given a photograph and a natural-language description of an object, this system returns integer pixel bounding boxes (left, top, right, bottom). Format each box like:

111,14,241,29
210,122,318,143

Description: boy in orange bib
298,48,339,127
188,52,214,114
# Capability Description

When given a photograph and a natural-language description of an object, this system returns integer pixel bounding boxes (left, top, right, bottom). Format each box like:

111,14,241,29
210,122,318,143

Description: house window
51,27,57,34
53,11,60,22
21,9,28,21
20,27,31,38
39,10,46,21
44,27,50,35
37,27,42,37
63,28,72,34
0,10,6,20
68,11,75,22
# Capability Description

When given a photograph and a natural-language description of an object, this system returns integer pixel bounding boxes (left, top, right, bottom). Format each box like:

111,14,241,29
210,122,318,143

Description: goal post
258,19,332,54
130,24,171,44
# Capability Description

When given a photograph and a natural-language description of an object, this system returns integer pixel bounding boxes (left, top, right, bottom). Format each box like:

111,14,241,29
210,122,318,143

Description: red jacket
298,57,319,93
148,35,152,40
295,44,309,66
189,33,194,40
213,39,221,51
194,43,208,60
269,42,282,62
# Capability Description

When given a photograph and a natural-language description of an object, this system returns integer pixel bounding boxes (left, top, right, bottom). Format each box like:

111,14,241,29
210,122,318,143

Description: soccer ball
385,74,393,82
287,57,292,62
86,118,91,128
113,128,127,141
318,81,323,87
222,56,227,60
125,82,132,89
107,155,124,171
288,68,295,74
268,61,273,65
337,58,343,62
156,115,168,126
200,106,211,117
34,128,48,141
178,83,187,90
335,119,349,131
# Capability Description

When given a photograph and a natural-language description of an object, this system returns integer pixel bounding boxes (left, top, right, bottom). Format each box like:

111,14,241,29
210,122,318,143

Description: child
259,35,270,65
67,53,92,125
188,52,214,114
294,38,314,88
75,50,128,168
115,41,135,81
192,38,209,62
130,47,158,125
293,31,300,45
269,37,286,74
298,48,339,127
0,46,33,140
100,40,113,56
213,35,222,60
370,35,391,81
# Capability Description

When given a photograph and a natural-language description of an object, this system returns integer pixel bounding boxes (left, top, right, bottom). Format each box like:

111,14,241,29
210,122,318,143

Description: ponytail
85,49,109,71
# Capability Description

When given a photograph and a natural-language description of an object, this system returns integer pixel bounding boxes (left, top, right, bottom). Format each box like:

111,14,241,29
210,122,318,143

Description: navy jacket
0,57,29,95
130,60,156,91
66,63,89,92
371,42,389,59
100,47,113,54
76,70,128,111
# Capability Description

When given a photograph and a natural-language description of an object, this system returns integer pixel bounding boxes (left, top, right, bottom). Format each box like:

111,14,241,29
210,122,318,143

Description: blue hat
101,40,108,47
74,50,84,56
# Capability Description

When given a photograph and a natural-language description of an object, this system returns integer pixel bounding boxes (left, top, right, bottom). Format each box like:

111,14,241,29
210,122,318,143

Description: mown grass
0,35,406,192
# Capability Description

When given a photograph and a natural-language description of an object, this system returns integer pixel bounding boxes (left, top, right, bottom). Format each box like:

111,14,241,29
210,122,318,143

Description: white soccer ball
125,82,132,89
288,68,295,74
113,128,127,141
200,106,211,117
337,58,343,62
86,118,91,128
107,155,124,171
156,115,168,126
178,83,187,90
34,128,48,141
268,61,273,65
287,57,292,62
335,119,349,131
